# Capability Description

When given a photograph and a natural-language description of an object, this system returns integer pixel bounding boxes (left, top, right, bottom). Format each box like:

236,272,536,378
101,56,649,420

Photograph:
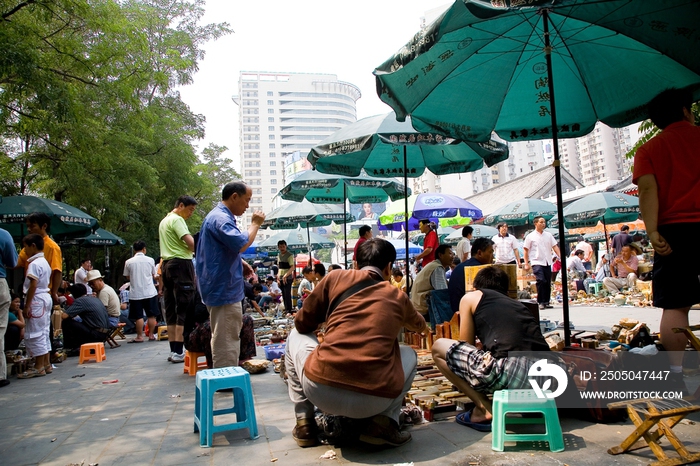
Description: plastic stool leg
544,409,565,452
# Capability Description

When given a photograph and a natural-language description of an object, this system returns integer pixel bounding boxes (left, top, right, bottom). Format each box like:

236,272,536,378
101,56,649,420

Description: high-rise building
233,72,361,227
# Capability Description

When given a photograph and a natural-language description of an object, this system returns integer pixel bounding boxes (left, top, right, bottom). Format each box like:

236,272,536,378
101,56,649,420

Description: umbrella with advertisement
0,195,98,240
374,0,700,344
307,111,507,281
379,193,482,232
279,170,409,268
484,198,558,227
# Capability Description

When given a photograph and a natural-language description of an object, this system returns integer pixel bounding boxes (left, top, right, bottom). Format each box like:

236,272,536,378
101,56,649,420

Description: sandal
44,365,53,374
456,409,492,432
17,368,46,379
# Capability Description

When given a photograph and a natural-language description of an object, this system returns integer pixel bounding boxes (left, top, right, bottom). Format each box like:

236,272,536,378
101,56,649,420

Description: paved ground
1,304,699,466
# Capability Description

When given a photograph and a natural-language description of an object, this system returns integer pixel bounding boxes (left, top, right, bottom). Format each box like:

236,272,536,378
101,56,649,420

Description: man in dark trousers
633,87,700,390
448,237,494,314
61,284,111,352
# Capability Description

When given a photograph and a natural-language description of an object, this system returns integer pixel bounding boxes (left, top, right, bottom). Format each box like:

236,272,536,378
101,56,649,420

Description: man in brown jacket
285,238,428,448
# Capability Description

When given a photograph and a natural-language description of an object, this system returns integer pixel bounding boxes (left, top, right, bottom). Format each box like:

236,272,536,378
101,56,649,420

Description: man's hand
649,231,672,256
242,260,254,278
523,263,530,270
251,211,266,226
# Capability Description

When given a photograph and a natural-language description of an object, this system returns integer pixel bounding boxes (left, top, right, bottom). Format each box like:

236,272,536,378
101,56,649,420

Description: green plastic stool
491,389,564,452
587,282,603,295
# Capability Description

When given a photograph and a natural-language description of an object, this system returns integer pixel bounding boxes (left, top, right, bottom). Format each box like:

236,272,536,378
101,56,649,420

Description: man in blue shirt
196,181,265,368
0,227,19,388
448,238,494,314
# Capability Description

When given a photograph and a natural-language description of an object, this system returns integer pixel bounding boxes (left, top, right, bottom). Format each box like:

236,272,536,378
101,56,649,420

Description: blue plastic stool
194,366,259,447
491,389,564,452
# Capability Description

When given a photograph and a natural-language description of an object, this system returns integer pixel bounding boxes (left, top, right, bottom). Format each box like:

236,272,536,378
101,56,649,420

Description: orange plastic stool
79,342,106,364
157,326,169,341
184,350,208,376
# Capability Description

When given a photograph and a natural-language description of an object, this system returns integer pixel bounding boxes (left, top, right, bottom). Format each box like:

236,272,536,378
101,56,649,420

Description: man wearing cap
87,270,121,327
491,223,521,267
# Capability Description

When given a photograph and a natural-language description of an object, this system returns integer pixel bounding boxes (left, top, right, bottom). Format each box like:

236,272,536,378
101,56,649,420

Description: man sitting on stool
61,284,111,352
603,244,638,294
285,238,428,448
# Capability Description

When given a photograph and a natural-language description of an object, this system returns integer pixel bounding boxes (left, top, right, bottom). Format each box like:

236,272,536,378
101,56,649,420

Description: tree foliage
0,0,235,279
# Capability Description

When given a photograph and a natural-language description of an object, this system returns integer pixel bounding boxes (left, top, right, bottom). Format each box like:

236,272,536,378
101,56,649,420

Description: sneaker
359,415,412,447
170,352,185,363
292,418,318,447
167,352,175,362
539,303,547,310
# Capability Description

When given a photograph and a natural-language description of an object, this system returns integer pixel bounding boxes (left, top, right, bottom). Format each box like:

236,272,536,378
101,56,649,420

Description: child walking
18,234,53,379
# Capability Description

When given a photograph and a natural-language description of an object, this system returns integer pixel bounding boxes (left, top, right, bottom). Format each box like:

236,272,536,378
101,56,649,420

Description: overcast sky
177,0,451,167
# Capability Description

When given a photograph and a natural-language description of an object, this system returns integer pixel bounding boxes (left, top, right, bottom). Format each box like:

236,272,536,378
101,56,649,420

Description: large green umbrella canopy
58,228,125,247
563,192,640,229
258,229,335,254
0,195,98,240
261,200,353,230
484,198,558,227
374,0,700,143
279,170,410,204
308,112,508,178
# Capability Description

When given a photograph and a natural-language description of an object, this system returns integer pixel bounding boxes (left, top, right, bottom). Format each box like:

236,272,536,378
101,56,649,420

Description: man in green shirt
159,195,197,363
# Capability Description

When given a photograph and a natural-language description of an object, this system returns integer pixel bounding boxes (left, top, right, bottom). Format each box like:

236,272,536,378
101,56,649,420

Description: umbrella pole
403,145,410,292
343,183,348,269
543,10,571,347
306,224,312,261
603,218,610,257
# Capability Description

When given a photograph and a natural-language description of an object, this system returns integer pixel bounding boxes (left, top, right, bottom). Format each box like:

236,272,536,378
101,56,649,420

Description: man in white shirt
491,223,521,267
124,241,159,343
572,236,593,271
87,270,121,327
523,216,561,310
454,226,473,263
74,258,92,294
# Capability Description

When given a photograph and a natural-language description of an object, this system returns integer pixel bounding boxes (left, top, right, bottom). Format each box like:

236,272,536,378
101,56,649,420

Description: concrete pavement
1,309,699,466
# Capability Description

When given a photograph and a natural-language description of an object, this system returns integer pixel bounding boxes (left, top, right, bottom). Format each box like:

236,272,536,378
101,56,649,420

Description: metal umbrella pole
403,145,410,290
543,9,571,346
343,183,348,269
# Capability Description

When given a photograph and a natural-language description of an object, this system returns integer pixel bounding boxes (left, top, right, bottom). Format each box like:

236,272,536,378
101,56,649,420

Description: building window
267,91,273,96
267,100,274,105
270,161,276,167
270,170,276,175
268,109,274,114
269,135,275,140
271,188,277,194
269,144,275,149
268,117,274,122
271,179,277,185
269,152,276,157
268,126,274,131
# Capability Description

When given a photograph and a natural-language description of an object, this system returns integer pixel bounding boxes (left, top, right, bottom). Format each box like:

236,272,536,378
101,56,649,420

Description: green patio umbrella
374,0,700,345
58,228,125,247
258,229,335,255
0,195,98,240
279,170,410,268
444,225,499,245
308,113,507,281
262,200,353,258
484,199,558,227
563,192,640,256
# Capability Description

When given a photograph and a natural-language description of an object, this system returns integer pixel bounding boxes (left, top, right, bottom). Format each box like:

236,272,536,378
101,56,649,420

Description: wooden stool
157,326,168,341
79,342,106,364
608,399,700,466
184,350,208,376
107,323,126,348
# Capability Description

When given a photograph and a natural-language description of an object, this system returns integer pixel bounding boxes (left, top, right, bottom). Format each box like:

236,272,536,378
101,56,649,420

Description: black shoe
539,304,547,310
292,418,318,447
359,415,411,447
0,379,10,388
544,304,554,309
